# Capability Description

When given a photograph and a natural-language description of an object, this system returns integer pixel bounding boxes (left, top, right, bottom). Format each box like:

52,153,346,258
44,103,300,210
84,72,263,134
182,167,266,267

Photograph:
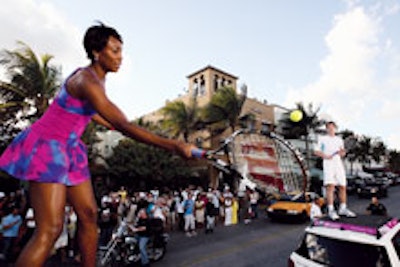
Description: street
154,185,400,267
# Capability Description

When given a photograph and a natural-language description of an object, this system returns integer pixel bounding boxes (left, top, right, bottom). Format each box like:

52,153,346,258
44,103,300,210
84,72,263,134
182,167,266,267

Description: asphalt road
154,185,400,267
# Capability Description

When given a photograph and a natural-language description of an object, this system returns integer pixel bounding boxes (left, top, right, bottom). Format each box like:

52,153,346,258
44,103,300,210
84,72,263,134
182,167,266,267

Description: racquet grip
331,151,339,156
191,148,207,158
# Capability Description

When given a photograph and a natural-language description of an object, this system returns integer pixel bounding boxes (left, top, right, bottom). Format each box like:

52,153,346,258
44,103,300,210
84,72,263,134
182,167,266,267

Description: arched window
199,75,206,96
214,75,219,92
193,78,198,97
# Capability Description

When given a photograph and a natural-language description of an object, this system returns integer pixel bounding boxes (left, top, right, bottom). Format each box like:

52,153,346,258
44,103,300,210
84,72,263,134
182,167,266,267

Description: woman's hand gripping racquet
190,129,244,159
190,129,244,175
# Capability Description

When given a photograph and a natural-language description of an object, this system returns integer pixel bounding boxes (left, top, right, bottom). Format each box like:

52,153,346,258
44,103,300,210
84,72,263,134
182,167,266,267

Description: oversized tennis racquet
192,128,309,193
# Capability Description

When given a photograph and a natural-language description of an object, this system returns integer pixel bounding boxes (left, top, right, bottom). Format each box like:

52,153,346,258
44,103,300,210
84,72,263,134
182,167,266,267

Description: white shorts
323,160,346,186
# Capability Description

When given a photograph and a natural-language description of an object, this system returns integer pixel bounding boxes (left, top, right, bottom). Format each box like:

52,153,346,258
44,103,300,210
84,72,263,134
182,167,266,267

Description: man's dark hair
83,21,123,61
325,121,337,128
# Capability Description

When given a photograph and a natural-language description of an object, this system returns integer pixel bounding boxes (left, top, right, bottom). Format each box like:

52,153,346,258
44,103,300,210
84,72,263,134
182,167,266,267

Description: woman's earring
94,55,99,61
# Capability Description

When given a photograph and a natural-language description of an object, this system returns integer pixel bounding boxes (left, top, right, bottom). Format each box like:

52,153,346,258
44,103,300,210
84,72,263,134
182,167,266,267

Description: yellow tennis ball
290,110,303,122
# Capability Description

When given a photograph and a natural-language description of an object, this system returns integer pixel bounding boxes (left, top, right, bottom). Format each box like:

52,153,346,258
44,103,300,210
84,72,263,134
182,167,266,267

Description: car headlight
267,208,273,212
287,210,299,215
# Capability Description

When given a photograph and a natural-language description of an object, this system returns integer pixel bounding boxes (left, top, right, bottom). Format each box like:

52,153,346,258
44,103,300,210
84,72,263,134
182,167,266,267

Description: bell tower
186,65,238,106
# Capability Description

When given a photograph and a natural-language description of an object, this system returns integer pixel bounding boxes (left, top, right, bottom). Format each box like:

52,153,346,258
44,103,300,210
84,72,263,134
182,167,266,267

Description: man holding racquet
314,121,356,220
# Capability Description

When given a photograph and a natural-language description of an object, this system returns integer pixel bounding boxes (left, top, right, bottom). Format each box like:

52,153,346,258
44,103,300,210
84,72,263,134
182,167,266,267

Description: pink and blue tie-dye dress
0,68,97,186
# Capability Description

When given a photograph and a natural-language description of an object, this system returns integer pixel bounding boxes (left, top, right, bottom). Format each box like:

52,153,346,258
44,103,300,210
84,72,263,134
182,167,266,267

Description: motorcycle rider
134,209,150,267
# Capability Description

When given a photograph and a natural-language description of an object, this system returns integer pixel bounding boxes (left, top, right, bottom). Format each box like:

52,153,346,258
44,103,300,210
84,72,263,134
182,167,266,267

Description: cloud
285,5,380,112
0,0,138,119
284,1,400,149
0,0,85,75
388,134,400,151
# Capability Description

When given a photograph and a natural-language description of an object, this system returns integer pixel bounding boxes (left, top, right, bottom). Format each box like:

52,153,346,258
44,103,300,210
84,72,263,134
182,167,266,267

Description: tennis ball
290,110,303,122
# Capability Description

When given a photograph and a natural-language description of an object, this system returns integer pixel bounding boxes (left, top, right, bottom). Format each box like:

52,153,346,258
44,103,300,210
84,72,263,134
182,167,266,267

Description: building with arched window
137,65,290,189
141,65,283,135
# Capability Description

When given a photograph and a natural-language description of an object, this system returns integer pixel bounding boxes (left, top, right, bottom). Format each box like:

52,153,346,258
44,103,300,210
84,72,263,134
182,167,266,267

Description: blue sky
1,0,400,149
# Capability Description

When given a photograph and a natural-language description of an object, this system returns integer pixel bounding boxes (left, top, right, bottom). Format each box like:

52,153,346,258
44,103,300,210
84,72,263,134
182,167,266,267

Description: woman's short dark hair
83,22,123,61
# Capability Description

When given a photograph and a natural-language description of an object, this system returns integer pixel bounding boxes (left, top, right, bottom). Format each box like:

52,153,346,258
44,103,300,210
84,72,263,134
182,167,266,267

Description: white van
288,215,400,267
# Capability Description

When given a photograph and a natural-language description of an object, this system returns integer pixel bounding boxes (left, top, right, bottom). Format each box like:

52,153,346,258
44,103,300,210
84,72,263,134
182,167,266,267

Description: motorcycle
97,219,168,266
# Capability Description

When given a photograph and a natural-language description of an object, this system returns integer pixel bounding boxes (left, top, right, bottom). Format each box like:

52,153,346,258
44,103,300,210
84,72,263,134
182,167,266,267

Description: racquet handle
191,148,207,159
331,148,345,157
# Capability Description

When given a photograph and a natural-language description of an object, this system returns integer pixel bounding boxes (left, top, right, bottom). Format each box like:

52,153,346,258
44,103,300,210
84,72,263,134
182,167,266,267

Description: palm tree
202,86,246,134
0,41,61,122
371,138,387,165
339,129,358,175
0,42,61,152
161,96,200,142
356,135,372,167
388,150,400,173
280,102,322,138
279,102,323,168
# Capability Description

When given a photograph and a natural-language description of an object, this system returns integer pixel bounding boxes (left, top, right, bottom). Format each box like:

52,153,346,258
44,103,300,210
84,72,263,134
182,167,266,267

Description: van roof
311,215,398,239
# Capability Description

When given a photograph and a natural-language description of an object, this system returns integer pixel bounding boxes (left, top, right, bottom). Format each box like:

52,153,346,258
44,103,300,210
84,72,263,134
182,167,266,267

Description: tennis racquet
330,134,358,157
192,128,309,193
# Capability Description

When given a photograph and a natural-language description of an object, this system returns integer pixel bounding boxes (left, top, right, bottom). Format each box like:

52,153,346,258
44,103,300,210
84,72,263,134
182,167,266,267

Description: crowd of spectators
0,184,260,264
1,183,390,264
97,185,261,241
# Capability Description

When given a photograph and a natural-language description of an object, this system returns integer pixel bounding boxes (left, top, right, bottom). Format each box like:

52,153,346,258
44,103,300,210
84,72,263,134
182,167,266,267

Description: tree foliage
338,129,356,159
388,150,400,173
339,132,387,170
371,139,386,164
82,122,108,166
279,102,322,139
104,138,195,191
0,41,61,120
202,86,246,133
279,102,323,168
161,96,200,142
0,42,61,151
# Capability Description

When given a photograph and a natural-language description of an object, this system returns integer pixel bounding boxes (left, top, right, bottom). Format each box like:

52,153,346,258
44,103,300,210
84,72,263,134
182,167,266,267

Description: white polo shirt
315,135,346,186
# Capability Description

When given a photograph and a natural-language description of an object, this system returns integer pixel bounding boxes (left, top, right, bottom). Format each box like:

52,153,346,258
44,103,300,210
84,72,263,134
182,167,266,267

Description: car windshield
291,193,303,201
301,233,391,267
291,193,314,203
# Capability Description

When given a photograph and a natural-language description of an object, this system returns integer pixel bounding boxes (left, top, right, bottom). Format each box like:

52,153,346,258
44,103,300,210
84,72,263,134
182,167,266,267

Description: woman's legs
66,180,98,267
16,182,67,267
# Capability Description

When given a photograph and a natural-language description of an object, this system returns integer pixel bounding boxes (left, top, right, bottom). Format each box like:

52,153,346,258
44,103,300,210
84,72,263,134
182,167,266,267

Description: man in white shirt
314,121,356,220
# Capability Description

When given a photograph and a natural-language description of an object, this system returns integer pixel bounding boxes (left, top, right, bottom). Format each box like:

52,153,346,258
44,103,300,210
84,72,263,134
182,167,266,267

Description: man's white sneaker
338,208,356,217
328,210,339,221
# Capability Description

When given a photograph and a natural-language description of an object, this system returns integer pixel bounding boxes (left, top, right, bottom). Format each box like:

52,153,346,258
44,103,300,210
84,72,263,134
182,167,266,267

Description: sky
1,0,400,149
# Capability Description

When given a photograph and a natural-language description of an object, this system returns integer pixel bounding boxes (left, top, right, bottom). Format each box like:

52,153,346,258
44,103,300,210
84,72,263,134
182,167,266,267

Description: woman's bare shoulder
67,69,102,98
